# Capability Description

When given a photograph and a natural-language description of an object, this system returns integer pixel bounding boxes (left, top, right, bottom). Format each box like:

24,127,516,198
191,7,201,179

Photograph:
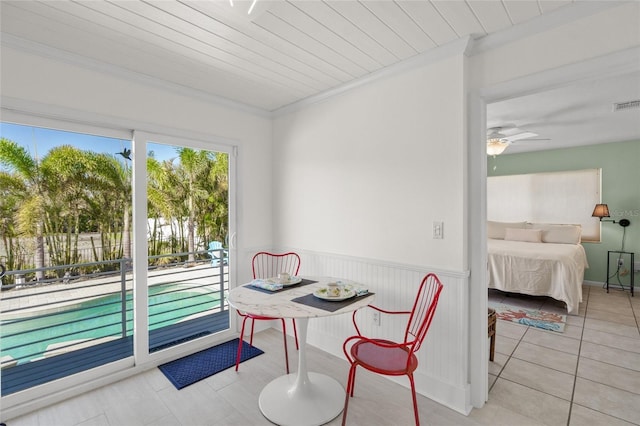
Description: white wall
273,54,467,271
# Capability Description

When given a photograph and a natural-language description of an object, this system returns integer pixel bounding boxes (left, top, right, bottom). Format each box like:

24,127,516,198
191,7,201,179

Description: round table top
228,276,374,319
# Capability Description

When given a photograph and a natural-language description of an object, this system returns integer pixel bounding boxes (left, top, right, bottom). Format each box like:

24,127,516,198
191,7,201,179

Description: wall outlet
372,310,381,326
618,258,624,267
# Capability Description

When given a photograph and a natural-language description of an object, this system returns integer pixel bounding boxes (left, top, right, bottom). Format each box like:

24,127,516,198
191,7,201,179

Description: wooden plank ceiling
2,0,577,111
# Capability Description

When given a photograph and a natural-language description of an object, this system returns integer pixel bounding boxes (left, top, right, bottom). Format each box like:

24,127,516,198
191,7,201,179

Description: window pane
488,169,601,241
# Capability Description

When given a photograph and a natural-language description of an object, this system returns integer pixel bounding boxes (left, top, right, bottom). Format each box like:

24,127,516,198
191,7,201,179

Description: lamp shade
592,203,610,218
486,139,509,156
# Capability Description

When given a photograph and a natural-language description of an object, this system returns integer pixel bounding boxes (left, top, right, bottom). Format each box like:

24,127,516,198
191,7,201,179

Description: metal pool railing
0,249,229,369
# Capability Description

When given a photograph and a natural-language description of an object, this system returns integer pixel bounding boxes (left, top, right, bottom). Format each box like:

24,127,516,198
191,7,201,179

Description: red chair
235,252,301,373
342,273,444,426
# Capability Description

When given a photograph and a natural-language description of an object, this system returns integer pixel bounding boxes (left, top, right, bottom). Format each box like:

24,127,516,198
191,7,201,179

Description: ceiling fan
486,126,550,156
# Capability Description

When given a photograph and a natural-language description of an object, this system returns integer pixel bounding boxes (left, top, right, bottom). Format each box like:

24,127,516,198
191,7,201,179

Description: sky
0,122,180,164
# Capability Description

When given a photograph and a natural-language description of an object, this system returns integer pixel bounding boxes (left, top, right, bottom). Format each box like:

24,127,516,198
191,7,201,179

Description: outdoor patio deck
1,262,230,396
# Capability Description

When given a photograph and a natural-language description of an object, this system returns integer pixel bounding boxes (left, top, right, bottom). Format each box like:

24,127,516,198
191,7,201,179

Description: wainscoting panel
289,249,472,415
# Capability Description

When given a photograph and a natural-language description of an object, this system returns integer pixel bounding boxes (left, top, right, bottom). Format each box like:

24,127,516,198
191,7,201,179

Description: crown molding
272,35,474,117
1,33,271,119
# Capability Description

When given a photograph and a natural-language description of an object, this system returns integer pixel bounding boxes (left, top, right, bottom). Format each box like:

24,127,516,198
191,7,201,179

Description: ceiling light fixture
486,137,510,156
486,128,512,156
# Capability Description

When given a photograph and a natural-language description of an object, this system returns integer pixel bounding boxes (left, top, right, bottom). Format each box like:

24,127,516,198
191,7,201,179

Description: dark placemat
245,278,318,294
291,292,375,312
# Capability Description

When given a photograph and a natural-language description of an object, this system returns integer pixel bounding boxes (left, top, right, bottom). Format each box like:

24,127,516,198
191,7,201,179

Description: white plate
313,287,356,301
266,276,303,287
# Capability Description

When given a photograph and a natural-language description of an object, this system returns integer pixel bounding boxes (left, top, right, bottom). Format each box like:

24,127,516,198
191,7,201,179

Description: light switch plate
433,221,444,239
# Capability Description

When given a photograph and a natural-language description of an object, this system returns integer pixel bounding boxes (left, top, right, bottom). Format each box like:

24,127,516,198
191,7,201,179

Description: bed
487,221,589,315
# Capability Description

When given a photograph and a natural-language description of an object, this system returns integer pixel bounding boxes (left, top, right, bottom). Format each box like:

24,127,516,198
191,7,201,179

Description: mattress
487,239,588,315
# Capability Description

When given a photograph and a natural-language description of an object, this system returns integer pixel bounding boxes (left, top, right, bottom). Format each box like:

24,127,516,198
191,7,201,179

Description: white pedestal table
228,276,374,426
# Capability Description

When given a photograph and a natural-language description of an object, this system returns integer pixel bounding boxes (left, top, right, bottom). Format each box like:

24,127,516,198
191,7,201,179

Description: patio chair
235,252,301,374
208,241,225,266
341,273,444,426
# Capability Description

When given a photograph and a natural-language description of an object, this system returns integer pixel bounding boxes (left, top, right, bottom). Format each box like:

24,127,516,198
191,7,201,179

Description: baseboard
413,372,472,416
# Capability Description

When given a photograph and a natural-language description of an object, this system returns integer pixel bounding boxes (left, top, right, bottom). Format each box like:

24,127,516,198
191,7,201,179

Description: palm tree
0,138,48,280
146,156,165,256
40,145,93,267
87,151,132,261
176,148,215,264
192,152,229,246
206,152,229,242
0,170,26,275
147,155,183,258
147,148,227,263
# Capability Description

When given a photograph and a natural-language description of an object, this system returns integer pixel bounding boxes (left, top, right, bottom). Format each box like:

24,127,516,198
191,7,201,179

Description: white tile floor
4,284,639,426
488,285,640,426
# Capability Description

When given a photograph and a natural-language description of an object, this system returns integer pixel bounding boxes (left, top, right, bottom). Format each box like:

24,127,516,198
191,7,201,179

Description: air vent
613,100,640,111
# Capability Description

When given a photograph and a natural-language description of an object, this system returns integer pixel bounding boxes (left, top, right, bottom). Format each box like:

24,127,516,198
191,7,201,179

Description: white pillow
504,228,543,243
527,223,582,244
487,221,527,239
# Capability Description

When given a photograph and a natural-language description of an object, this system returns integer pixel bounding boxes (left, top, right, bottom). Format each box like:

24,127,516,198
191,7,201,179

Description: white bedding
487,239,588,314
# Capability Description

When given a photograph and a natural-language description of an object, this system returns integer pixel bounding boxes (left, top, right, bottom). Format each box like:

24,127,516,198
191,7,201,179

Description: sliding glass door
144,140,231,354
1,121,235,395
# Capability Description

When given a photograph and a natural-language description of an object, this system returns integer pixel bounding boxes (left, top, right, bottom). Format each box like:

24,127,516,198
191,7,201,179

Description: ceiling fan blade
511,138,551,144
505,131,539,142
487,126,550,147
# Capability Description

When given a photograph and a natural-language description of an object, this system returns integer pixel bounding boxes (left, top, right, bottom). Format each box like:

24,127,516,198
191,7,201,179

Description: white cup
278,272,290,283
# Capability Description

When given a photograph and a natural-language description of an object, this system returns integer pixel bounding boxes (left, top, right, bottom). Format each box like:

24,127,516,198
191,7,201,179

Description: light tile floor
4,284,639,425
488,284,640,426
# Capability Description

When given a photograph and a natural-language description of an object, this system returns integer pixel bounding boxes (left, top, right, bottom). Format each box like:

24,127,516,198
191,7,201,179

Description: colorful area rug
490,304,566,333
158,338,263,389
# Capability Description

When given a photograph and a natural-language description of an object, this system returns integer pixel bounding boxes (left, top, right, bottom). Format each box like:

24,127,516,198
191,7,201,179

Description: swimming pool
1,284,221,364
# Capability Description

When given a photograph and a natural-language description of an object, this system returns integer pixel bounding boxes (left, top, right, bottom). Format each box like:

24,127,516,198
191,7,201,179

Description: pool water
1,284,221,364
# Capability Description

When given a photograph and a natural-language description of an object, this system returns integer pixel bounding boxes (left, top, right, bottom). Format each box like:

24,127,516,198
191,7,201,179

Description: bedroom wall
487,140,640,284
